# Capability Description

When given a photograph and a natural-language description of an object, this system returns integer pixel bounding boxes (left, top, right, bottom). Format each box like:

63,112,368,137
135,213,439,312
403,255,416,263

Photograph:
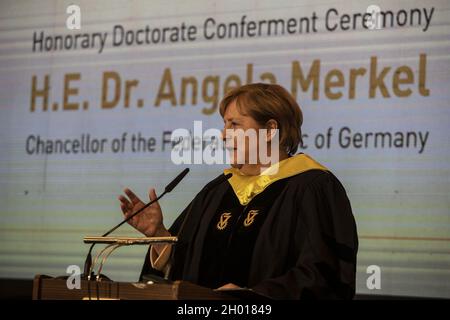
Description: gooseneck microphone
83,168,190,279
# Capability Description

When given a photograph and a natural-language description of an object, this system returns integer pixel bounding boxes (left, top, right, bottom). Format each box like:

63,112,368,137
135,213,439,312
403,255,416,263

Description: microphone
164,172,232,280
83,168,190,278
202,172,233,193
164,167,190,193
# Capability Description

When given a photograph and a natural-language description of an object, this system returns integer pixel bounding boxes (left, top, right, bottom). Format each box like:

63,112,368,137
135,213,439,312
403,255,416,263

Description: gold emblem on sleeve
217,212,232,230
243,209,259,227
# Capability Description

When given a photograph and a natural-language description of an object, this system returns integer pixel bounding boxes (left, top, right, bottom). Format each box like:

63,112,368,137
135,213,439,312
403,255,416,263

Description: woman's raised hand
118,188,169,237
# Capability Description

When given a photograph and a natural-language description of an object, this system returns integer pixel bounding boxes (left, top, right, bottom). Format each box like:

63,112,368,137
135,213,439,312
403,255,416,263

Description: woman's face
221,100,264,169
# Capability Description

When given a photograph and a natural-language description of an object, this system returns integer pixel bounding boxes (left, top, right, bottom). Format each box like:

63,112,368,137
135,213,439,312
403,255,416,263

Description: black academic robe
140,169,358,300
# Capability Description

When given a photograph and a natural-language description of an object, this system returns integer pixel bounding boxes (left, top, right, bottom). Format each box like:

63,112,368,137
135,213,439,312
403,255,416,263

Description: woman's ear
265,119,278,142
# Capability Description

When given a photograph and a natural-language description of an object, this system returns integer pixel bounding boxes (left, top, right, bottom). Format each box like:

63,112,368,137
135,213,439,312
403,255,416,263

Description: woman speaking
118,83,358,299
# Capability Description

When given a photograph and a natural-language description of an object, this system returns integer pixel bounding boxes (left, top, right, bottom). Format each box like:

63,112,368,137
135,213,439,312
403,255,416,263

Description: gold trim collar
224,153,328,206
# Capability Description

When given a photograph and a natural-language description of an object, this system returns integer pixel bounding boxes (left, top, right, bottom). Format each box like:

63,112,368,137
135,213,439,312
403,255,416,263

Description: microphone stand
83,168,189,279
83,192,166,279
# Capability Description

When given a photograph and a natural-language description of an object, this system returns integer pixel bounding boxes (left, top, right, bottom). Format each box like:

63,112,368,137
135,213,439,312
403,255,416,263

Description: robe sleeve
138,201,192,281
251,172,358,299
149,244,172,272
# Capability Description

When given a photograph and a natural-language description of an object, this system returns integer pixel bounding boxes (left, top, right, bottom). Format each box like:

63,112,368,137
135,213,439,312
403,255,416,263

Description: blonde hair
219,83,303,155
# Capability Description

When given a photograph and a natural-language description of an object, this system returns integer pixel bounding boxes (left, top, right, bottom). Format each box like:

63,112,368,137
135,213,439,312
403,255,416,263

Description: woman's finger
120,203,130,216
119,196,134,212
124,188,141,204
148,188,161,209
118,195,131,208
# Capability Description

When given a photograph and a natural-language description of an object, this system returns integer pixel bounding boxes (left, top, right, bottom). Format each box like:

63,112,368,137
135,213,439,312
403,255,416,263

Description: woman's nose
222,127,231,142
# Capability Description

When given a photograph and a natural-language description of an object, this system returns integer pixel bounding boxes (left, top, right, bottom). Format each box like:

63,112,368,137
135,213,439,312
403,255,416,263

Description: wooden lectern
33,275,235,300
31,236,233,300
33,236,265,300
